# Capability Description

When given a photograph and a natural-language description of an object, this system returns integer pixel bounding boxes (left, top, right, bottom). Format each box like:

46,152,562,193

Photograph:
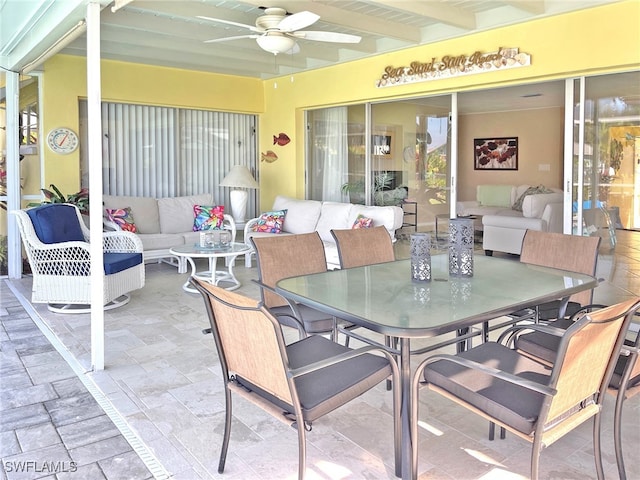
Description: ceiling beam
500,1,546,15
365,0,477,30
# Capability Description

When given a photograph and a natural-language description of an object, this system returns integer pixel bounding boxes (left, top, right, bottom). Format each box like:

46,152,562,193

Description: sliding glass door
568,71,640,245
307,95,453,235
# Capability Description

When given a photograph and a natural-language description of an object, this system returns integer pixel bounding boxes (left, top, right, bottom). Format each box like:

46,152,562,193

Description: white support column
87,1,105,371
449,93,458,219
6,72,21,279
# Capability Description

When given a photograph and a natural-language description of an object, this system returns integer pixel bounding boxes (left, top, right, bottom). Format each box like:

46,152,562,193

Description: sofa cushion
522,192,563,218
323,241,340,269
136,233,186,251
103,195,160,234
272,196,322,234
482,214,545,230
349,205,401,241
512,185,554,212
477,185,514,208
315,202,353,242
104,252,143,275
193,204,225,231
158,193,213,234
28,204,85,244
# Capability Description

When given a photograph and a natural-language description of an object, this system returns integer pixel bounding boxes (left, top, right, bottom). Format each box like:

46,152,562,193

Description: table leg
197,255,241,291
181,257,199,293
400,338,412,480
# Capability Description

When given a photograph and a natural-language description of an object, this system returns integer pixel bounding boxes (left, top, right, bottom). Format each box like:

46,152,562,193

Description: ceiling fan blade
204,35,259,44
291,31,361,44
197,15,261,33
277,11,319,32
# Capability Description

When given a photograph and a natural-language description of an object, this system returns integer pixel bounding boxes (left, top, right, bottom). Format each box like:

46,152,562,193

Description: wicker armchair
12,204,145,313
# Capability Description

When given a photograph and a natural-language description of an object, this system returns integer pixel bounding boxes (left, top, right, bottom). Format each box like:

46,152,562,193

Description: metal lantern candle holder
410,233,432,282
449,218,474,277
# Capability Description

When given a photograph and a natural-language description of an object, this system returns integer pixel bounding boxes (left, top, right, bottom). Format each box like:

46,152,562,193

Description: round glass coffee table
170,243,252,293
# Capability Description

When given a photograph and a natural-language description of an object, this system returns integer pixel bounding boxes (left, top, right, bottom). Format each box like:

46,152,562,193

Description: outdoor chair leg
218,387,233,473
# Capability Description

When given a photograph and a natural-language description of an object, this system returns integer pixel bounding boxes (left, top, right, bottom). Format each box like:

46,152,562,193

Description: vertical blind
79,101,258,216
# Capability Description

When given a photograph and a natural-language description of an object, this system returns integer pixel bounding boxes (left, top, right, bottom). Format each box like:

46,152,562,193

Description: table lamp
219,165,259,223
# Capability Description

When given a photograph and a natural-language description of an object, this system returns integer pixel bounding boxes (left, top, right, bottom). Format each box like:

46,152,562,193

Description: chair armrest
497,322,569,346
222,214,237,241
244,218,260,244
103,218,121,232
103,230,144,253
289,344,399,379
418,353,557,397
251,279,307,337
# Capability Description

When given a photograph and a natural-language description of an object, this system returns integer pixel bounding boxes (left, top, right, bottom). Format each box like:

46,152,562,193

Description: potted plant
28,184,89,215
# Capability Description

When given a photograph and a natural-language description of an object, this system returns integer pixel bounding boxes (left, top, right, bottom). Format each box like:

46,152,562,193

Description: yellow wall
35,0,640,208
39,56,264,196
259,0,640,207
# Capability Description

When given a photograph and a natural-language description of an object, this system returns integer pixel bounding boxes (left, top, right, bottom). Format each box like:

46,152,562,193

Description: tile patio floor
1,230,639,479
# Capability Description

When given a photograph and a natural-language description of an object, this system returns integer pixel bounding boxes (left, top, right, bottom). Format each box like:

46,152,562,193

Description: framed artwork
372,131,393,158
474,137,518,170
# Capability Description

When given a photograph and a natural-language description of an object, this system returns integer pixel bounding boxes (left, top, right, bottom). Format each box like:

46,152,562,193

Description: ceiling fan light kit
256,33,297,55
200,6,361,56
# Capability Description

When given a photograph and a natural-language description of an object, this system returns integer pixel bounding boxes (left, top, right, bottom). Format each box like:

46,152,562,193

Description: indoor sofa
244,195,404,269
456,184,563,256
103,193,236,273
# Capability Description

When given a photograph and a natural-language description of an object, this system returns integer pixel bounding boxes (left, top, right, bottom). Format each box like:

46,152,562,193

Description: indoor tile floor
2,230,639,480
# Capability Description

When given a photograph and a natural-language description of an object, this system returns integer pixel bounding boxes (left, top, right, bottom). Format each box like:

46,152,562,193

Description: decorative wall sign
376,47,531,88
474,137,518,170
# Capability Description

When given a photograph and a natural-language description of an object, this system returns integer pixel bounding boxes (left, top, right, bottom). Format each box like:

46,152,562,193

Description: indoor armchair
12,203,145,313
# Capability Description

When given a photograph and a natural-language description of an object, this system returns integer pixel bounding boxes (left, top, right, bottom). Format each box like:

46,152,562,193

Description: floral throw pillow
352,214,373,229
252,209,287,233
193,205,225,231
105,207,137,233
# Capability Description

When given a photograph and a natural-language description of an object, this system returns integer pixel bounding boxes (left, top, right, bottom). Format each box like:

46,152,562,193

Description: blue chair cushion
27,204,85,244
104,252,143,275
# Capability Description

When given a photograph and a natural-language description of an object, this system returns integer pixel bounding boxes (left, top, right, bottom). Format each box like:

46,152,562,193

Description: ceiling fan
198,7,361,55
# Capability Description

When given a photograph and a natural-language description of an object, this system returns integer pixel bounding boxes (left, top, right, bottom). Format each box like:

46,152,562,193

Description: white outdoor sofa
244,195,404,269
103,193,236,273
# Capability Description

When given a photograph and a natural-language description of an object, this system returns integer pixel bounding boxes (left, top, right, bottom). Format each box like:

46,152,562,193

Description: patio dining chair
411,297,640,480
250,232,349,339
190,277,401,480
513,303,640,480
513,230,601,322
331,225,396,384
330,225,395,269
482,230,601,342
12,203,145,313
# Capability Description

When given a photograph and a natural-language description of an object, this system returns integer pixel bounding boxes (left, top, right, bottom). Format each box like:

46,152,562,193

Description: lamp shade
219,165,259,189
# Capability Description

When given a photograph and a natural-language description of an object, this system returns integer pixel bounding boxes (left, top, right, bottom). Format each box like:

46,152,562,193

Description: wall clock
47,127,79,154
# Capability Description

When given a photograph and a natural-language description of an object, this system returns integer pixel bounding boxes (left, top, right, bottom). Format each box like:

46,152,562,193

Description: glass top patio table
276,254,598,339
276,254,598,480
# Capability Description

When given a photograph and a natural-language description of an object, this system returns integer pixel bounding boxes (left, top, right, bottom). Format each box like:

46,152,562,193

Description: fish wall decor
261,150,278,163
273,133,290,146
